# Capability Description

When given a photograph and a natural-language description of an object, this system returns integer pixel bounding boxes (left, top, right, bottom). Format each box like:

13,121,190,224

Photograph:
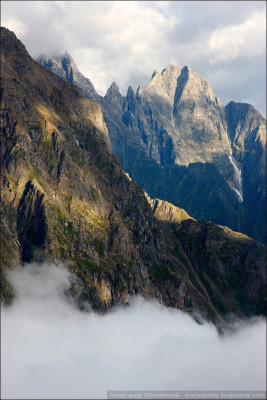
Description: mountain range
1,27,266,327
38,51,266,244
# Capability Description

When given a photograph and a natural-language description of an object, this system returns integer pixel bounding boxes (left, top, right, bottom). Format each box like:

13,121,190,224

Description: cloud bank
1,1,266,116
1,264,266,399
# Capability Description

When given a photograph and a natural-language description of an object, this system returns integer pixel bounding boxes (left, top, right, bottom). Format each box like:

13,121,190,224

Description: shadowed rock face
1,27,266,326
37,52,266,243
16,181,47,262
225,102,266,243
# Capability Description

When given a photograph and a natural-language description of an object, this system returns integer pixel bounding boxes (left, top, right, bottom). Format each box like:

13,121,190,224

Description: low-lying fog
1,264,266,399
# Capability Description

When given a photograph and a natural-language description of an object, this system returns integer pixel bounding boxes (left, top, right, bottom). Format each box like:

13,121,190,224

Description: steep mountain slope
1,28,266,325
225,102,266,242
37,53,266,242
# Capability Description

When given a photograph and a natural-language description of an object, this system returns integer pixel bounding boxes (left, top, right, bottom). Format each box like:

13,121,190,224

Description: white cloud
1,264,266,399
62,1,177,94
1,16,28,37
207,11,266,63
1,1,266,115
1,1,177,95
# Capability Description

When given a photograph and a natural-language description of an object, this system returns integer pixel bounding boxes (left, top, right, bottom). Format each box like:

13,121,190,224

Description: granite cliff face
225,102,266,242
139,65,231,165
38,53,266,243
1,28,266,326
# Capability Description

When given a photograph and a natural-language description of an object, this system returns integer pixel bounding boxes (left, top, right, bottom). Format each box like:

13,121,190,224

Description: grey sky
2,1,266,116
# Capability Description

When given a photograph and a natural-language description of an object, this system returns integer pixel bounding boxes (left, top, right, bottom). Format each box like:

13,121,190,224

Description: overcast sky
2,1,266,116
2,264,266,399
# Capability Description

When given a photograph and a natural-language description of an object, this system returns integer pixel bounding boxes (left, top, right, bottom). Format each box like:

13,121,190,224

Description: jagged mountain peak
109,81,120,91
161,64,181,75
126,85,135,97
105,81,122,98
105,82,123,107
172,64,231,164
37,50,98,101
226,100,266,151
136,85,143,98
37,52,76,84
174,64,224,108
181,65,191,73
145,63,217,104
37,50,77,76
179,65,212,89
226,101,265,121
144,64,181,104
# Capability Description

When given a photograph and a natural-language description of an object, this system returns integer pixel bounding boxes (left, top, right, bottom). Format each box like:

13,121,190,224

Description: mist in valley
1,263,266,399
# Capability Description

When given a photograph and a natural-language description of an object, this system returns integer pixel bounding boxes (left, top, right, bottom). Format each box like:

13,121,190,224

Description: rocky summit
38,52,266,243
1,27,266,327
38,51,99,102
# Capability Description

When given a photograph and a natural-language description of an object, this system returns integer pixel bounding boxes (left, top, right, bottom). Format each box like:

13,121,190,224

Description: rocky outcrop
226,101,266,159
1,28,266,326
104,82,124,114
37,52,99,102
145,193,194,224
